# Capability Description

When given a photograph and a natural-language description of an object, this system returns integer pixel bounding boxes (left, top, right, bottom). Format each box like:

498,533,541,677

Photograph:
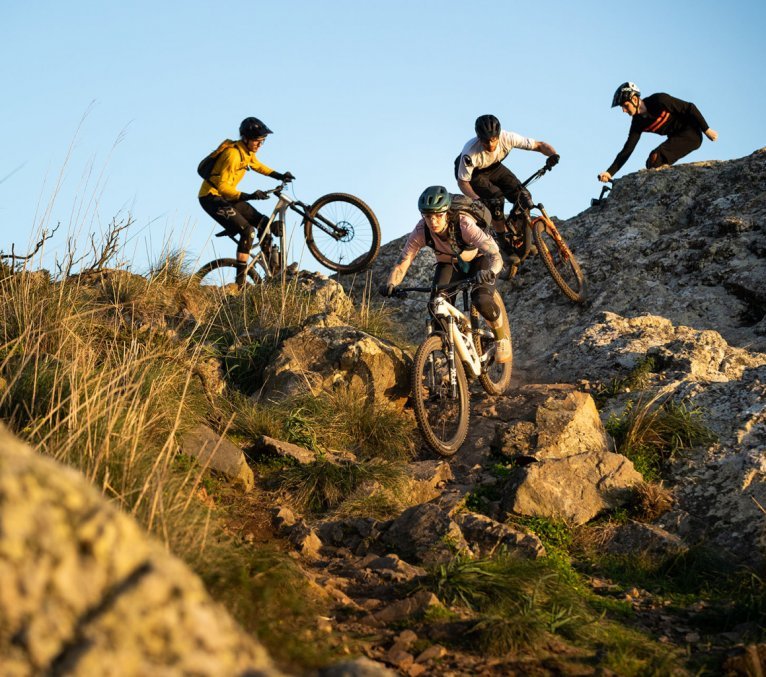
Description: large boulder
0,424,283,676
501,450,644,525
259,324,411,409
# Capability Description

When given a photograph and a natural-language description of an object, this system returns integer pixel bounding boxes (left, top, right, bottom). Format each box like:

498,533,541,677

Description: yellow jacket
197,140,275,201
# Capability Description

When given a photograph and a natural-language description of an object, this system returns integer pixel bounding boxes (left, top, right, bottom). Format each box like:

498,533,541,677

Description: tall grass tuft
606,395,717,481
278,456,408,514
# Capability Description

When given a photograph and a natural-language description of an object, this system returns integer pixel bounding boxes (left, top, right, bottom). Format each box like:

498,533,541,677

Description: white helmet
611,82,640,108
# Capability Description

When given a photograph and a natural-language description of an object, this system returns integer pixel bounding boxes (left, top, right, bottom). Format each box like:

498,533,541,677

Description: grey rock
502,451,644,525
533,391,611,459
605,520,689,557
259,324,412,410
380,503,470,565
0,424,283,676
454,511,546,559
320,657,398,676
179,424,254,491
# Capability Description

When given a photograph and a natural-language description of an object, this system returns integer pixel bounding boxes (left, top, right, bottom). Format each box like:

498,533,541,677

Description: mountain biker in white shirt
455,114,559,258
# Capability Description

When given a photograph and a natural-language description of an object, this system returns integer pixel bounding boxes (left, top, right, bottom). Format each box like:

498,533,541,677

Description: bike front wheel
411,334,470,457
304,193,380,274
194,257,269,287
471,291,513,395
533,217,586,303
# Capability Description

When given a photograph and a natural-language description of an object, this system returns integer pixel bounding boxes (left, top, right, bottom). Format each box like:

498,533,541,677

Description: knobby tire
533,219,586,303
470,291,512,395
411,334,470,456
194,258,267,286
305,193,380,274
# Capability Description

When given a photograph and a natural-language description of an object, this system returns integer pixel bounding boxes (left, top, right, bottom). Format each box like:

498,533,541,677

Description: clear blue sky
2,0,764,273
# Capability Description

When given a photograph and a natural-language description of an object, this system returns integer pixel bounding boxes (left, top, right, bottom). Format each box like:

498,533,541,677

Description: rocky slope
341,149,766,564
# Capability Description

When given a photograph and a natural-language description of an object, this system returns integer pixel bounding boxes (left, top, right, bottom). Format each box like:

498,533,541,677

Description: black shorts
454,157,524,221
199,194,269,254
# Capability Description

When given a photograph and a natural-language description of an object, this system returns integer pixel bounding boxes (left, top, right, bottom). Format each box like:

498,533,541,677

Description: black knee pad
238,226,255,254
472,288,499,321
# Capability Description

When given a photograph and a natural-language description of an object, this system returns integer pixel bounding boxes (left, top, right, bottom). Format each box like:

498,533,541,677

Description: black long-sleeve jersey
606,93,711,176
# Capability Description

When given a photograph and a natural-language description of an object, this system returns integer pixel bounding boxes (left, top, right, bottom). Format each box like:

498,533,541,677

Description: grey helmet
418,186,451,214
611,82,640,108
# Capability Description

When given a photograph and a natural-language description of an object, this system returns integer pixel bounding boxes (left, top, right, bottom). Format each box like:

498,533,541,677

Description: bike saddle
214,229,230,238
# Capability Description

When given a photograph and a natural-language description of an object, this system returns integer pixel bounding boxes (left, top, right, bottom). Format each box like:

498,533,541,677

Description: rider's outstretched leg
471,267,511,364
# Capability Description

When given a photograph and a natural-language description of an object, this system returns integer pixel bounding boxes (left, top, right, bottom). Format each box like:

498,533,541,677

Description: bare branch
0,223,60,266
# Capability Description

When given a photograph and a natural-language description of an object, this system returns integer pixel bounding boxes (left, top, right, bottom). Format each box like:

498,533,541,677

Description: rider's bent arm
459,216,503,276
457,179,481,200
533,141,557,157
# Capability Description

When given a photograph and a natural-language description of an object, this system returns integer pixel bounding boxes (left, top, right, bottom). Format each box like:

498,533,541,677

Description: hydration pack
197,139,246,182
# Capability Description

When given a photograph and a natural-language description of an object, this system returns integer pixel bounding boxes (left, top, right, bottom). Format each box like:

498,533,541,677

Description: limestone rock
179,424,254,491
380,504,470,565
320,656,398,676
502,451,644,525
259,325,411,410
0,424,282,676
454,511,546,559
533,391,611,459
604,520,688,558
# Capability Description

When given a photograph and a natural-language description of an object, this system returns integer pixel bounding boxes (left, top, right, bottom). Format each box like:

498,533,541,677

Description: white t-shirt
457,129,536,181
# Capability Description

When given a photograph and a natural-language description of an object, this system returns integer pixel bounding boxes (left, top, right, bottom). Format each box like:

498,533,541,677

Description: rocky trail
1,149,765,676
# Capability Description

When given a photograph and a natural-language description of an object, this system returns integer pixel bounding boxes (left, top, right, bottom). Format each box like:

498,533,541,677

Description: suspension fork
445,316,459,398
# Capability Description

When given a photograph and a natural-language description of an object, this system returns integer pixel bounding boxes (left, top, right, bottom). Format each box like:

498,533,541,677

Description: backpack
423,194,493,254
197,139,246,183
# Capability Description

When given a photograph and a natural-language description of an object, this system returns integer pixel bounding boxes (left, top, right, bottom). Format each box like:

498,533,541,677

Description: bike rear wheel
470,291,512,395
304,193,380,274
194,257,269,287
533,217,586,303
411,334,470,456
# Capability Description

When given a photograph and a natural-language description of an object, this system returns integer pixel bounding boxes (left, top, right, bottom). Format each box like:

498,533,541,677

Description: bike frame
239,183,353,280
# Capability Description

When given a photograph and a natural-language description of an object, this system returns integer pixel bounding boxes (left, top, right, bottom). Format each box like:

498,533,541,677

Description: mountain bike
196,180,381,285
501,163,586,303
393,277,512,456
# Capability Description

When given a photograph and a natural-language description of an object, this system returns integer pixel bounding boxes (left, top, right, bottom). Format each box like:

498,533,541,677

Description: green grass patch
278,456,408,514
606,397,717,481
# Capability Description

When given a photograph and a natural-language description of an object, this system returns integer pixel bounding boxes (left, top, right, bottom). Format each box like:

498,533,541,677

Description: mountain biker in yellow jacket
379,186,511,363
198,117,294,284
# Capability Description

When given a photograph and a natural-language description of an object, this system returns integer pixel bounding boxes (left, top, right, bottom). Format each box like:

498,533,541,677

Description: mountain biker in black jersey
598,82,719,183
379,185,511,363
198,117,295,285
455,114,559,258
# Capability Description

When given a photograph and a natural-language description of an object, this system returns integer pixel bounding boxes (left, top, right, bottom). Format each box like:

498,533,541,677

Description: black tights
431,261,499,322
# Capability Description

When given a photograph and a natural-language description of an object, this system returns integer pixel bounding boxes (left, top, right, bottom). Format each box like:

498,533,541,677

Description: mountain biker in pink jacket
380,186,511,363
198,117,294,284
598,82,718,182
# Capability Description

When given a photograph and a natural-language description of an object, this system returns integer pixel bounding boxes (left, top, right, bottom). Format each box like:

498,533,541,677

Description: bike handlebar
393,276,479,298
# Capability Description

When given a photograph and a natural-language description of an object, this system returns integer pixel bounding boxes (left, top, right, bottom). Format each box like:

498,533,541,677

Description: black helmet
611,82,640,108
475,114,501,142
418,186,451,214
239,117,273,139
